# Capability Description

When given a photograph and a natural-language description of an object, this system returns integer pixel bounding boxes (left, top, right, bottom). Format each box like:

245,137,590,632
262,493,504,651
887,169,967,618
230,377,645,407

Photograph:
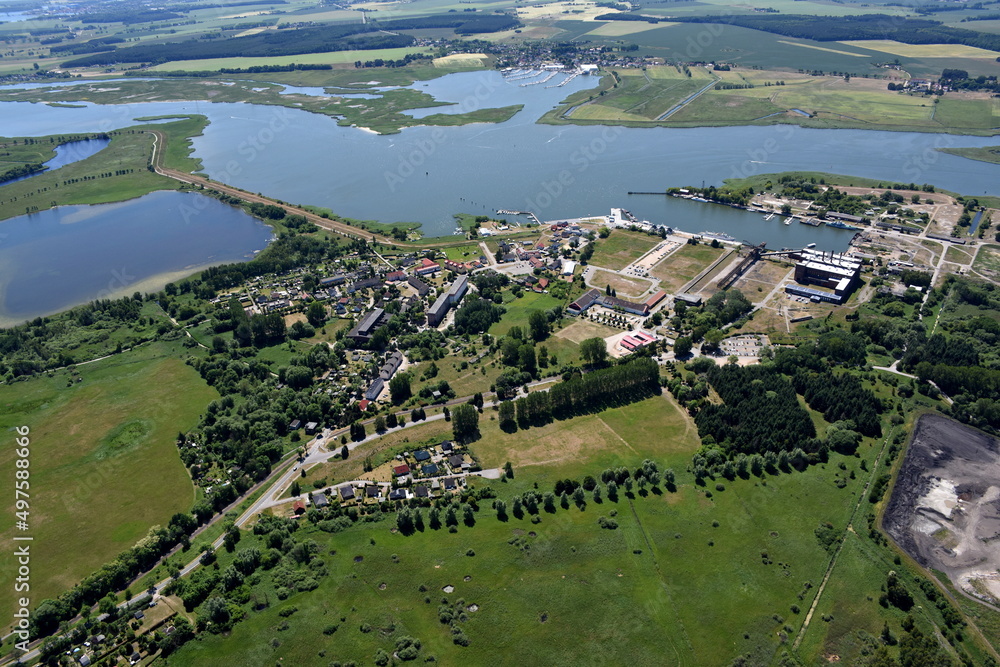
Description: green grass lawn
489,291,566,337
586,230,661,272
0,342,216,619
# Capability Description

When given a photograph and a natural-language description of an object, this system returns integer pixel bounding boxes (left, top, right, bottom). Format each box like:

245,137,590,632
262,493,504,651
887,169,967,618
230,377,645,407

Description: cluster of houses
293,441,474,513
391,440,476,481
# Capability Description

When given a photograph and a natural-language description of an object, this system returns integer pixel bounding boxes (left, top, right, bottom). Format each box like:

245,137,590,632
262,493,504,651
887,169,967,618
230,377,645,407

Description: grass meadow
163,384,969,666
0,342,216,619
586,229,661,271
649,242,727,292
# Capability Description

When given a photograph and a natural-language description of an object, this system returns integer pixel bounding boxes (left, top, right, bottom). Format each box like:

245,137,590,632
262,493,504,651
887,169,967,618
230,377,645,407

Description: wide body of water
0,190,273,325
0,11,33,22
0,69,997,320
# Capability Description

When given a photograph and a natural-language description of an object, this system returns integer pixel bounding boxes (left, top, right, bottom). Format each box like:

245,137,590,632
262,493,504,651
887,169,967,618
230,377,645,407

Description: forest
692,364,817,455
852,275,1000,432
670,14,1000,53
59,14,520,67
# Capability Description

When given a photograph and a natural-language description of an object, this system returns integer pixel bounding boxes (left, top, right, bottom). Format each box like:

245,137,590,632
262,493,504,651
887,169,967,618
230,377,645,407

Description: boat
806,242,816,248
784,219,792,225
764,212,775,221
700,231,737,242
454,227,464,234
799,218,821,227
826,220,861,231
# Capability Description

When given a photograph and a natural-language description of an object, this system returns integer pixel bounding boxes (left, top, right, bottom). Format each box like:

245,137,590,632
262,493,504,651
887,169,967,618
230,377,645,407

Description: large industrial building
784,249,862,304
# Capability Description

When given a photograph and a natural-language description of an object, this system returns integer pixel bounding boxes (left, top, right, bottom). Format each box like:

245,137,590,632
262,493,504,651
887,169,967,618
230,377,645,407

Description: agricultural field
667,69,997,132
568,67,715,123
586,230,661,271
649,242,728,292
0,342,216,620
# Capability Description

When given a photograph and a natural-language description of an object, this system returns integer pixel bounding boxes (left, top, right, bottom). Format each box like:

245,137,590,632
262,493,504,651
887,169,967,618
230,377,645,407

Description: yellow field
776,40,869,57
516,0,622,21
585,21,675,37
433,53,488,68
571,104,644,121
840,40,1000,59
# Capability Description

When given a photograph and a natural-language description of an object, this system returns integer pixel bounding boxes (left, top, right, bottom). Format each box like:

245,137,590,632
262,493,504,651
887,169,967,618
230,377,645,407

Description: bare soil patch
556,319,619,344
883,414,1000,606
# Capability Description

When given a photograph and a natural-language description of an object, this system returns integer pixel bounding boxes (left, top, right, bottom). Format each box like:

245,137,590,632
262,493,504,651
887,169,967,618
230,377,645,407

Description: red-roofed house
416,258,441,276
385,270,406,282
538,277,549,289
358,399,370,412
393,464,411,476
292,500,306,516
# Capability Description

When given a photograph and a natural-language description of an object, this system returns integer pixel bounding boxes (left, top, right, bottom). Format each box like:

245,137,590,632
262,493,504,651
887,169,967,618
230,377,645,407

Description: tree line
499,357,661,432
670,13,1000,52
61,14,518,67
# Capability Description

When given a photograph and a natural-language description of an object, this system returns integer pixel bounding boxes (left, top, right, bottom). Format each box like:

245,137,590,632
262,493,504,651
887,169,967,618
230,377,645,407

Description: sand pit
883,414,1000,606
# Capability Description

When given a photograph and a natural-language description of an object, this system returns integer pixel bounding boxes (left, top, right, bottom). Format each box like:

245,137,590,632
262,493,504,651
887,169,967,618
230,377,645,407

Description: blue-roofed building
413,450,431,462
421,463,439,476
783,283,844,304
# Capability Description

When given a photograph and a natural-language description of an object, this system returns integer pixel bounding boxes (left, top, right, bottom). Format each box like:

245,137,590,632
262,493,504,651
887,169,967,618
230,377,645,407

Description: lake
0,190,273,326
0,69,997,312
3,137,109,185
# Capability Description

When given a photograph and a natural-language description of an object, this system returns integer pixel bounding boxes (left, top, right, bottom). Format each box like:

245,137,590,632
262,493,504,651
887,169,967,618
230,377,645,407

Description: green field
165,387,959,666
569,67,715,123
650,243,728,292
0,116,206,223
586,229,661,271
489,291,566,337
0,342,216,620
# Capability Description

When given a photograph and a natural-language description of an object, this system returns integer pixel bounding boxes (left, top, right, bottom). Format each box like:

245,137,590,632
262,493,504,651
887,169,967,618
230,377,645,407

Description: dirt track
884,414,1000,606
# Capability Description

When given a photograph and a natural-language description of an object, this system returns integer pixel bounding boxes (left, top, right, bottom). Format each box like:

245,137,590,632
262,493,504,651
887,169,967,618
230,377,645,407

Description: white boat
806,242,816,248
764,212,775,221
784,219,792,225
